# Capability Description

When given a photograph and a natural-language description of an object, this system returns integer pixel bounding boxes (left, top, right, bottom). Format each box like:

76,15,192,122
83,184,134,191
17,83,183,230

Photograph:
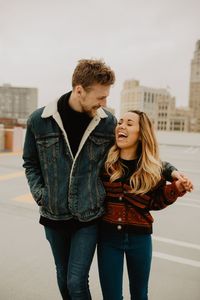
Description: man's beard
82,106,100,118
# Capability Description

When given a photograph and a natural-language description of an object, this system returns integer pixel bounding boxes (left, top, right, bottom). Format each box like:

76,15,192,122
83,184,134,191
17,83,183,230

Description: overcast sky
1,0,200,116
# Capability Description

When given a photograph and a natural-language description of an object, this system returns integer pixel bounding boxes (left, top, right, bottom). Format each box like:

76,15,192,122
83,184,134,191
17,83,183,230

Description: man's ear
75,85,84,96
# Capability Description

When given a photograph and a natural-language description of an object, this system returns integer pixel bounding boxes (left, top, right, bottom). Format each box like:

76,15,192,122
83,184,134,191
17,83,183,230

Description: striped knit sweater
101,159,185,234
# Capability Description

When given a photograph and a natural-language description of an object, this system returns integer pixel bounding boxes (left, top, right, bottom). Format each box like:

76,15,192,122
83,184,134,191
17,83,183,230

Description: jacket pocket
36,136,59,165
87,134,111,162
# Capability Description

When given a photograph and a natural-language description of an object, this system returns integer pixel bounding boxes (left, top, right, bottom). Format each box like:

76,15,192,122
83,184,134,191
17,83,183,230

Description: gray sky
1,0,200,116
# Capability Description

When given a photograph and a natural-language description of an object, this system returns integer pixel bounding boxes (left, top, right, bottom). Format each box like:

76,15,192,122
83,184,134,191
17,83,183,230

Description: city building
0,84,38,152
119,40,200,132
189,40,200,132
0,84,38,122
120,79,189,131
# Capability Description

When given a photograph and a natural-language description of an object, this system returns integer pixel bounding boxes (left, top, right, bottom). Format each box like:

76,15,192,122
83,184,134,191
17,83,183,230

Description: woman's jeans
45,224,97,300
97,230,152,300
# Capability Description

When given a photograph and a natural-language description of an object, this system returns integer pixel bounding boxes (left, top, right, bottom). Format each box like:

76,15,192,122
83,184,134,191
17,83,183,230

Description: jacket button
119,196,122,201
118,217,122,222
117,225,122,230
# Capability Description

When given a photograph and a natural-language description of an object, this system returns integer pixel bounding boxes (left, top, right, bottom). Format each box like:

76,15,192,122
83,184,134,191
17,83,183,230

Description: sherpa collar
41,98,108,119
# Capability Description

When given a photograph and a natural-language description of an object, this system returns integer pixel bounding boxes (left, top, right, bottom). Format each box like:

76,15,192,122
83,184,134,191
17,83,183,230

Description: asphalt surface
0,144,199,300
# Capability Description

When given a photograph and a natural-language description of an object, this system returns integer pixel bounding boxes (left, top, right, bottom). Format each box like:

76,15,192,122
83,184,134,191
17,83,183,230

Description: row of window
158,112,167,117
157,126,185,131
158,105,168,110
158,121,167,125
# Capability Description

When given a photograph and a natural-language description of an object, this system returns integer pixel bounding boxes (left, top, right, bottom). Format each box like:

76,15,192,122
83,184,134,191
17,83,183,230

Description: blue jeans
97,230,152,300
45,224,97,300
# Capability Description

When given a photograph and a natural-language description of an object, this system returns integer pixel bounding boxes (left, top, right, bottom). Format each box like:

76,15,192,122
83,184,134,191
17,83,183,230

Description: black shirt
57,91,92,156
119,158,138,180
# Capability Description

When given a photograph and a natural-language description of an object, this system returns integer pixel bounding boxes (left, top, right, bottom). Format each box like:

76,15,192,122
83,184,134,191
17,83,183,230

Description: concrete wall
157,131,200,147
1,128,200,153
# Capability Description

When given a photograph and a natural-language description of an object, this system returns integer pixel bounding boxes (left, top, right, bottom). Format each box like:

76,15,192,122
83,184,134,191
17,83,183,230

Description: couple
23,59,193,300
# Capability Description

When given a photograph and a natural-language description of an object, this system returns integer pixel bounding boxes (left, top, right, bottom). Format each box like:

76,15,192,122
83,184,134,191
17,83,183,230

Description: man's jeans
97,230,152,300
45,224,97,300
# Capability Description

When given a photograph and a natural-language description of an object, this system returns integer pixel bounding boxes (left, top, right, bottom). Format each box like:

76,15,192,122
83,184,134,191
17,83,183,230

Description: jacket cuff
162,161,177,182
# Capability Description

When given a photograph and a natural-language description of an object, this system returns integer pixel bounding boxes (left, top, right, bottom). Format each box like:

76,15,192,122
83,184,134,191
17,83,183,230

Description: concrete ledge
157,131,200,147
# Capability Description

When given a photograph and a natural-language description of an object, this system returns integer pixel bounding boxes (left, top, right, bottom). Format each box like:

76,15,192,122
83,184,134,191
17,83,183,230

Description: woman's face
115,112,140,152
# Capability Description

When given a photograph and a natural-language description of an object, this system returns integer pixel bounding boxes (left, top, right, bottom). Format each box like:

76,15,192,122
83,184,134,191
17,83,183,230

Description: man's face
79,84,110,117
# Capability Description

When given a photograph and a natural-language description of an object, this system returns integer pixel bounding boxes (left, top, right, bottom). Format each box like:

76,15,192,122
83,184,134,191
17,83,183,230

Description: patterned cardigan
101,171,186,234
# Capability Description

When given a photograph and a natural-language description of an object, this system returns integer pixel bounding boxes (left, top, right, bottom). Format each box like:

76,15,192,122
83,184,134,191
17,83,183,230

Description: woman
97,110,193,300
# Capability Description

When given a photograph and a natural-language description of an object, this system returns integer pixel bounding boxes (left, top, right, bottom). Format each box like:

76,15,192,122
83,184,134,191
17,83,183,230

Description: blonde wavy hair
105,110,162,195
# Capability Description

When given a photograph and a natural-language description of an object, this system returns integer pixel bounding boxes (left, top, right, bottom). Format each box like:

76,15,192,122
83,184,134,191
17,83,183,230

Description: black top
119,158,138,181
39,92,98,231
57,91,92,156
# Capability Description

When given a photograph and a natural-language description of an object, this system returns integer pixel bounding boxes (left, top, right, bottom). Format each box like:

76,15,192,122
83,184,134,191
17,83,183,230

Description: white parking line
176,202,200,209
183,147,199,154
153,251,200,267
182,199,200,204
179,168,200,174
153,236,200,250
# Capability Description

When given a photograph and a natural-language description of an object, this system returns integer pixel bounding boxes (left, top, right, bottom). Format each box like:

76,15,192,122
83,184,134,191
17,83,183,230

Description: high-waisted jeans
97,229,152,300
45,224,97,300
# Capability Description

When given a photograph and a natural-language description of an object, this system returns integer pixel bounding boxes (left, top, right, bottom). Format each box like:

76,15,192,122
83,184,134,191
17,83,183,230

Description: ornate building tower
189,40,200,132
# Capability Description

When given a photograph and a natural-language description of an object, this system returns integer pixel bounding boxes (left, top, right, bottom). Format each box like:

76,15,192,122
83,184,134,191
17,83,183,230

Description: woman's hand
172,170,194,192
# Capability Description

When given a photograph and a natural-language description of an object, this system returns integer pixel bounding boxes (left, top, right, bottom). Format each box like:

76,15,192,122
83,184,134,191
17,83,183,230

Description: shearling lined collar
41,99,108,119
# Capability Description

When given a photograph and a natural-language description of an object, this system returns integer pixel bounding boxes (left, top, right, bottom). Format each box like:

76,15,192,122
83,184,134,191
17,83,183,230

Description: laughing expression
115,112,140,153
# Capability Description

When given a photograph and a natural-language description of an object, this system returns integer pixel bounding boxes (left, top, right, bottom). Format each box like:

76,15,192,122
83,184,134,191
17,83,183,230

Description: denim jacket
23,100,117,221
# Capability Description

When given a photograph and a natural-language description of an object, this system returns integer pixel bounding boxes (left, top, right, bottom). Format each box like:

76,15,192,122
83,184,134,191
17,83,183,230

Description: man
22,59,192,300
23,59,116,300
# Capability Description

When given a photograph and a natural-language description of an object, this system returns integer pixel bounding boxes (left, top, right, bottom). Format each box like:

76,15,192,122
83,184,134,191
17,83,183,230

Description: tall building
189,40,200,132
120,80,189,131
0,84,38,121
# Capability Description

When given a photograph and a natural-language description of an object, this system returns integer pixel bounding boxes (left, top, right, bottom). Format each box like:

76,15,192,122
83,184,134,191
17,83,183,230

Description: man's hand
171,170,194,192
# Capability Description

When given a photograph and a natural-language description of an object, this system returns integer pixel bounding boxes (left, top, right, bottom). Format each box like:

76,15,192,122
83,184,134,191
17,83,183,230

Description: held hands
171,170,194,192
